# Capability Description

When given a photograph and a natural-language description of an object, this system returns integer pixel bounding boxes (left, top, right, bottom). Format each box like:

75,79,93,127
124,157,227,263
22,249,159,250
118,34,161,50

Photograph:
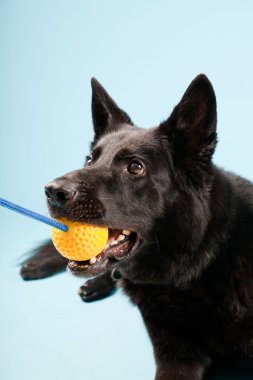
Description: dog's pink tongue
107,230,121,244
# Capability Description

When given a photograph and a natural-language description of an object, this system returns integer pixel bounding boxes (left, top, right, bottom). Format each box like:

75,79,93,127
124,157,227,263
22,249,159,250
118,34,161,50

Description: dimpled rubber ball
52,218,108,261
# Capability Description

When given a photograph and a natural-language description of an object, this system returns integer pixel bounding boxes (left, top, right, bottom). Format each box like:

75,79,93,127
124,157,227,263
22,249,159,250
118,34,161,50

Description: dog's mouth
67,228,140,276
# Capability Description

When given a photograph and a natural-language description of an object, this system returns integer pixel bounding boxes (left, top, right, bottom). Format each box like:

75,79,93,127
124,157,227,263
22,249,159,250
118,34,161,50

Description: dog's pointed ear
159,74,217,169
91,78,133,140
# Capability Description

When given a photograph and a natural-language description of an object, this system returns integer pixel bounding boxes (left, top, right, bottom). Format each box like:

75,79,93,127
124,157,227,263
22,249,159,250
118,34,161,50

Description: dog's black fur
21,75,253,379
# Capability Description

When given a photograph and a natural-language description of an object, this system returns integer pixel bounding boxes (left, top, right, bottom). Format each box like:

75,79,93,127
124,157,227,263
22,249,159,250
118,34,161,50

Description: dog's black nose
45,181,77,207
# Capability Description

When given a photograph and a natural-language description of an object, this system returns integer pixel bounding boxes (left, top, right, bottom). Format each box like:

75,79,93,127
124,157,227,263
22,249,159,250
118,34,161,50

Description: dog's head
45,75,217,283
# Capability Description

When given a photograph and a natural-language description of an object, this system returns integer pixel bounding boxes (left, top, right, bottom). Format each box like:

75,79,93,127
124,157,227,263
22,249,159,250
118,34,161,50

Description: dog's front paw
79,273,116,302
20,260,53,280
20,241,68,280
20,257,66,280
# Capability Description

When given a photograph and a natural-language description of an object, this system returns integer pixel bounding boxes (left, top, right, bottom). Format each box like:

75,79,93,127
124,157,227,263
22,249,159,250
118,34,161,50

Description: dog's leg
79,270,118,302
155,360,206,380
153,340,208,380
141,316,209,380
20,240,68,280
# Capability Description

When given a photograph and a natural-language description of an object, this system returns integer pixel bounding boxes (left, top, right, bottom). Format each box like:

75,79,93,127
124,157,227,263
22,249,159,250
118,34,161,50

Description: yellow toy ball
52,218,108,261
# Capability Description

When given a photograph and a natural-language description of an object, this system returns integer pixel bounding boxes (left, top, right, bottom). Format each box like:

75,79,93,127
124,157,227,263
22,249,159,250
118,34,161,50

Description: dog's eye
127,161,144,175
86,154,93,166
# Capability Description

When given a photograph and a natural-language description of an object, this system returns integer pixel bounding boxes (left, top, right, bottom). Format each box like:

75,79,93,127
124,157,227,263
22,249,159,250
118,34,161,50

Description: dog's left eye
127,160,144,175
86,155,93,166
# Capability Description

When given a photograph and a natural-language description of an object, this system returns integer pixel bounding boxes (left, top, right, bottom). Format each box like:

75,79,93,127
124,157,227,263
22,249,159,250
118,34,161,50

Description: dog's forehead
96,126,159,155
99,127,147,150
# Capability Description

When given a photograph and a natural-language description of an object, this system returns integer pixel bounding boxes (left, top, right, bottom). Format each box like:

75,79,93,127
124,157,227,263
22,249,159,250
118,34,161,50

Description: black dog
21,75,253,380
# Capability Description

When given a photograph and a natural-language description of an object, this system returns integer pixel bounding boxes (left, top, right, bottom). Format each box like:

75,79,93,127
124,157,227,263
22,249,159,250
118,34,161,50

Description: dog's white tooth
90,257,97,264
84,265,89,268
116,234,125,242
122,230,131,236
110,240,118,246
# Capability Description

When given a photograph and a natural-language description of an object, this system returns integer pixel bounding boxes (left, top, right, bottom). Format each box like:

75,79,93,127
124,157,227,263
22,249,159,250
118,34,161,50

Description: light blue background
1,1,253,379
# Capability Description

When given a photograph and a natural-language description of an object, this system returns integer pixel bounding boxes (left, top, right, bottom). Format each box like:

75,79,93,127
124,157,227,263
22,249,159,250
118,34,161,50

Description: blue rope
0,198,68,232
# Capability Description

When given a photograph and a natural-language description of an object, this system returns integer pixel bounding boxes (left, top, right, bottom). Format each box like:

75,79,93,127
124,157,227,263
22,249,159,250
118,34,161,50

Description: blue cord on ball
0,197,68,232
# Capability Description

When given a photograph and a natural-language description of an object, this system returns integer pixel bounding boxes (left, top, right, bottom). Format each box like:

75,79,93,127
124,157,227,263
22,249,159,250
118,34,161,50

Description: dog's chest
118,277,253,334
118,278,212,322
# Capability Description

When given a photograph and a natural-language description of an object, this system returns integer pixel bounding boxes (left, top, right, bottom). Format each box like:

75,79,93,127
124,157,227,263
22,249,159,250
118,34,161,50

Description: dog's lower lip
67,230,140,274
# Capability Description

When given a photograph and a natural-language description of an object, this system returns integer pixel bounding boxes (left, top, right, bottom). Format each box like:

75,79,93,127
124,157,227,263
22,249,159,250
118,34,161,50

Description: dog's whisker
99,209,106,225
155,235,160,254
